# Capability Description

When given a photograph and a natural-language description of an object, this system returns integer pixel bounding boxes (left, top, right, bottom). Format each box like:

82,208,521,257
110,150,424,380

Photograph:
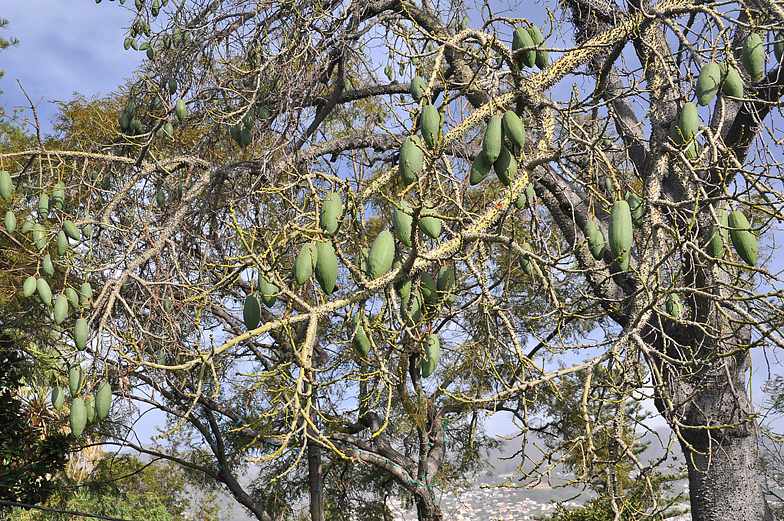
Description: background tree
6,445,222,521
2,0,784,520
0,17,19,97
0,338,68,508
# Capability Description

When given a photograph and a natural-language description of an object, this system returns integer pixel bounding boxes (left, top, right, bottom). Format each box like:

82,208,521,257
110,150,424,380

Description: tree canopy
2,0,784,519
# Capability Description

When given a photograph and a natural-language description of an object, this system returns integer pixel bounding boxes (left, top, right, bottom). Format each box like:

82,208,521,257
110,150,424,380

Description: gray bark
556,0,777,517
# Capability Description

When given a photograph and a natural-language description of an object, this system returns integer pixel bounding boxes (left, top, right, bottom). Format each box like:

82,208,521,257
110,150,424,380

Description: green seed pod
528,25,549,69
80,282,93,304
63,220,80,241
401,288,424,327
519,242,534,276
728,210,757,266
418,204,442,239
258,274,279,308
609,200,633,271
437,265,455,293
469,152,492,186
39,193,50,219
679,102,699,142
502,110,526,150
394,258,411,299
51,386,65,411
42,254,54,278
240,127,253,147
722,63,743,98
707,208,729,259
666,293,683,318
393,201,414,247
410,76,427,101
95,382,112,420
229,123,241,143
82,223,93,239
696,62,721,106
493,146,517,186
37,278,52,307
775,32,784,63
420,272,438,305
256,105,270,122
319,192,343,234
368,230,394,279
32,224,47,251
351,313,371,357
399,135,424,185
420,103,441,149
482,115,503,164
421,334,440,377
69,365,83,396
57,230,68,256
23,276,37,298
625,192,644,227
54,294,69,325
243,112,255,130
4,211,15,234
0,171,13,200
85,394,96,423
294,242,319,285
243,294,261,330
741,32,764,81
175,99,187,121
314,241,338,295
74,318,89,350
526,182,535,205
65,287,79,309
512,27,535,68
353,247,369,275
70,398,87,438
584,220,606,261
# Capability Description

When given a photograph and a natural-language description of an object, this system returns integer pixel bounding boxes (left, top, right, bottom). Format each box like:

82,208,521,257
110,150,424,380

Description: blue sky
2,0,142,133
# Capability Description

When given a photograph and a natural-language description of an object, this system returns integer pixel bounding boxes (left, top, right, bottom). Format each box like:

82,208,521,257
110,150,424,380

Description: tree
6,446,223,521
0,17,19,92
2,0,783,520
532,366,687,519
0,338,69,508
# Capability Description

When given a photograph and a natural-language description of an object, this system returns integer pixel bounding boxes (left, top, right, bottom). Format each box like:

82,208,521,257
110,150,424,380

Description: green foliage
0,338,68,506
5,451,221,521
543,479,687,521
0,18,19,98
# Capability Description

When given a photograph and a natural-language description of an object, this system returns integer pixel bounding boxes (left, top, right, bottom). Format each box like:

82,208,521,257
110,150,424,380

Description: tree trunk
651,320,774,521
308,437,324,521
680,430,772,521
416,499,443,521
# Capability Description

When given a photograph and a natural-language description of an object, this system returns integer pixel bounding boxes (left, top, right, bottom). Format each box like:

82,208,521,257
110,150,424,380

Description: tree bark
308,437,324,521
681,428,773,521
649,319,775,521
